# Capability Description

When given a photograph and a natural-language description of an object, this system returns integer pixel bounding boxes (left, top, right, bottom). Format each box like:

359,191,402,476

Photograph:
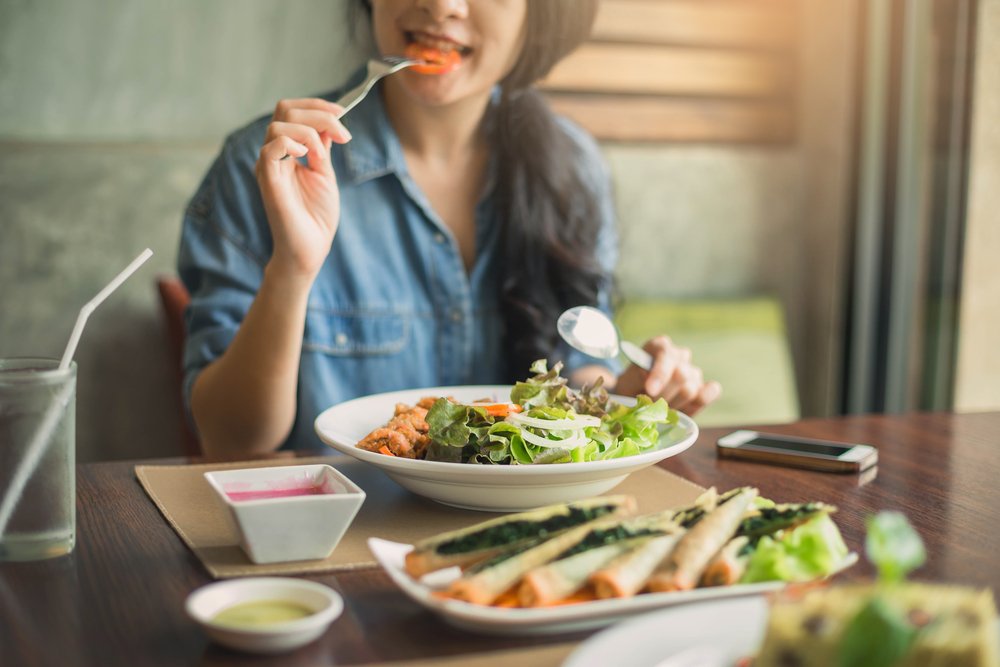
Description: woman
178,0,720,459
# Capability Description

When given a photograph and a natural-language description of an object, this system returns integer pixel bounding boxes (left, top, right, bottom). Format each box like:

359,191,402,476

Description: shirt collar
330,66,502,188
332,66,407,185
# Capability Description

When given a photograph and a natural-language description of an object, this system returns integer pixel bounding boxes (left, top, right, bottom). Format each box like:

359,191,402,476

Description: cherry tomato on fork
404,43,462,75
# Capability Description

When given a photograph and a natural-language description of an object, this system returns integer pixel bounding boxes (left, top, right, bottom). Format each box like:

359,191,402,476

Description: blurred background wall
0,1,368,461
0,0,994,462
955,0,1000,412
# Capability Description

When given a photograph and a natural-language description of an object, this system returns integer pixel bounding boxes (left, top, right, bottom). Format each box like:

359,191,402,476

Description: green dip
211,600,314,628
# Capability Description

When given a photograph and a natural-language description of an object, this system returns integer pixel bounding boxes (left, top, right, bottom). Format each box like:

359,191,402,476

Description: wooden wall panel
540,0,800,144
592,0,796,49
543,44,792,97
546,95,794,143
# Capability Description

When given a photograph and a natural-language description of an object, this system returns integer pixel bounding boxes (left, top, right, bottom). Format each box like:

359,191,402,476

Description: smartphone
716,430,878,473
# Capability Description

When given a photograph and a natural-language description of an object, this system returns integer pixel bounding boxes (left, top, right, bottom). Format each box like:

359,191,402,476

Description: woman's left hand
613,336,721,417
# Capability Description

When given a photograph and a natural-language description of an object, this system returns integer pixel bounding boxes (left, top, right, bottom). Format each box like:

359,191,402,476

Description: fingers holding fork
266,98,352,163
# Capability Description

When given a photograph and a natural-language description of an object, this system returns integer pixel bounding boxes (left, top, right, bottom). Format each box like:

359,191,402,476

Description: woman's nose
415,0,469,21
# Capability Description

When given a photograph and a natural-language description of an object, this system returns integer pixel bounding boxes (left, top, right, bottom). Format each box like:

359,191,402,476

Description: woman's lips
405,31,472,56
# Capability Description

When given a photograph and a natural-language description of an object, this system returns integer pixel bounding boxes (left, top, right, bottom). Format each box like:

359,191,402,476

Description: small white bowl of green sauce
186,577,343,654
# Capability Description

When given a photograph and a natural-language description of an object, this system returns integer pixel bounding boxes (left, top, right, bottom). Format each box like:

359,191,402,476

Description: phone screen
742,436,853,458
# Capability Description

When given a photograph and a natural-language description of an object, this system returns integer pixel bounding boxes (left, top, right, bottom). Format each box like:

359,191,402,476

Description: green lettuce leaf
426,399,474,448
425,399,498,463
741,514,849,583
509,359,572,410
601,395,676,452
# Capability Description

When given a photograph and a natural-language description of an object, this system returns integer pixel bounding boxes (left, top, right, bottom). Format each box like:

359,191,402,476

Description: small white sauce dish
185,576,343,654
204,464,365,564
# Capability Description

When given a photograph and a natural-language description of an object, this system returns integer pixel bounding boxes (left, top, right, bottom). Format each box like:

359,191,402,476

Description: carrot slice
464,402,522,418
404,43,461,75
492,589,520,608
378,445,396,457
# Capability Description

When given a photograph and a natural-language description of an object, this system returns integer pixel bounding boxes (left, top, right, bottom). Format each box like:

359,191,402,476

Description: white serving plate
367,538,856,636
563,596,768,666
314,385,698,512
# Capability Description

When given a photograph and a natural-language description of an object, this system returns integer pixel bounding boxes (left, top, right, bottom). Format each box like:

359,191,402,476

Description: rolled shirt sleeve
176,125,272,428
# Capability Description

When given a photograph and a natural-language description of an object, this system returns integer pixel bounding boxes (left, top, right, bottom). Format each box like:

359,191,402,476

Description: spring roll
699,536,750,587
404,495,635,577
697,503,837,587
517,538,650,607
516,511,681,607
589,532,684,599
646,487,758,592
446,512,645,606
738,502,836,541
665,486,743,529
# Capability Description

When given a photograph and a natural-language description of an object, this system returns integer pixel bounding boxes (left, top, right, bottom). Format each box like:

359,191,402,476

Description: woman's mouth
405,31,472,57
403,32,469,75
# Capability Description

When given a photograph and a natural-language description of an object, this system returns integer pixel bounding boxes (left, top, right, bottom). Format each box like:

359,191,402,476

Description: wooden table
2,412,998,666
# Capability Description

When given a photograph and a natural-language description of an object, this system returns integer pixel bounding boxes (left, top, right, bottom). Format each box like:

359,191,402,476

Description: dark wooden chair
155,275,201,457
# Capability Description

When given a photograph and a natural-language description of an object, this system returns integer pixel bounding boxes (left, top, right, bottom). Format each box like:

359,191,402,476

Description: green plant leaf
865,511,926,583
838,596,918,667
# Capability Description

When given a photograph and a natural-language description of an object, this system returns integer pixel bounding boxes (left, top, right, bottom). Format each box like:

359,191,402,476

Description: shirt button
450,310,463,323
434,233,446,244
335,333,348,346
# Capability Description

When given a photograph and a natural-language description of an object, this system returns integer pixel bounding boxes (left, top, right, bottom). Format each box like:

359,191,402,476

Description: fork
279,56,419,161
335,55,421,118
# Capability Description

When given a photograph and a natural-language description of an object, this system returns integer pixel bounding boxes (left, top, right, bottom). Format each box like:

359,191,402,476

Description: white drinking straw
0,248,153,540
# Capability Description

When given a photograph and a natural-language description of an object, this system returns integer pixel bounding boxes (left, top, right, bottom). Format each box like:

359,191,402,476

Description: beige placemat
352,643,577,667
135,456,705,579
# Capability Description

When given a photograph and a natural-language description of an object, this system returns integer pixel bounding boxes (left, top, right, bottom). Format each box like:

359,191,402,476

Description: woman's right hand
255,98,353,280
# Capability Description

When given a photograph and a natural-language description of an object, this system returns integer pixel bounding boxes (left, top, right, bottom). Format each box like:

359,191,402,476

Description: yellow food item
756,583,999,667
211,599,314,629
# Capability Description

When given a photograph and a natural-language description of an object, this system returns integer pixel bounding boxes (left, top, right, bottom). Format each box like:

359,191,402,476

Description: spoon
557,306,653,371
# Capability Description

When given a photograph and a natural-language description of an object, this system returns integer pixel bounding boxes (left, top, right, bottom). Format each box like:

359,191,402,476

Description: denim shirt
178,73,618,450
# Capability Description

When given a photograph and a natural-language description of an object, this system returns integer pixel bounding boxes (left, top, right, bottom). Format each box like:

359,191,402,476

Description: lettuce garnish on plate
740,512,850,584
424,360,679,465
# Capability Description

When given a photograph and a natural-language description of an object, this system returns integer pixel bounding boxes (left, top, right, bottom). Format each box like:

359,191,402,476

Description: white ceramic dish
563,596,766,667
367,538,856,636
185,577,343,654
204,464,365,564
314,385,698,512
562,596,1000,667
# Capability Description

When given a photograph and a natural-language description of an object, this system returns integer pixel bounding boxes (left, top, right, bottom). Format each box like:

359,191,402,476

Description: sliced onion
519,428,588,450
507,411,600,431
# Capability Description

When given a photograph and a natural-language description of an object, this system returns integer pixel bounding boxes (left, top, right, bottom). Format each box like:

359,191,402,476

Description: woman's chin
398,76,468,107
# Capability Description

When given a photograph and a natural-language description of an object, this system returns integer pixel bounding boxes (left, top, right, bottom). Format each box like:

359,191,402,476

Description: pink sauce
225,485,329,502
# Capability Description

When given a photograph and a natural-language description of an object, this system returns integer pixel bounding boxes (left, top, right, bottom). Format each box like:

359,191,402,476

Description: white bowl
185,577,343,654
204,464,365,564
314,385,698,512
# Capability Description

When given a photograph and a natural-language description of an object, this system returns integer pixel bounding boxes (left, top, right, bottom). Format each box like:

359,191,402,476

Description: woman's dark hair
353,1,607,381
493,1,604,381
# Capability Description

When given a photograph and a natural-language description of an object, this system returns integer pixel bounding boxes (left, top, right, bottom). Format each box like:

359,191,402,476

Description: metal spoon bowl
557,306,652,371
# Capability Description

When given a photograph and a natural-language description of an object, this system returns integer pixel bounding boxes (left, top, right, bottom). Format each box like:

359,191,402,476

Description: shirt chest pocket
303,307,410,356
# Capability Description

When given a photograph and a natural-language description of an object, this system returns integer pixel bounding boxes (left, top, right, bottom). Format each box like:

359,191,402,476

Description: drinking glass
0,358,76,561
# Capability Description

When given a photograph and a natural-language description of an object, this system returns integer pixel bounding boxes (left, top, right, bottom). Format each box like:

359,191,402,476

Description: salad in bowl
357,359,681,466
314,361,698,511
